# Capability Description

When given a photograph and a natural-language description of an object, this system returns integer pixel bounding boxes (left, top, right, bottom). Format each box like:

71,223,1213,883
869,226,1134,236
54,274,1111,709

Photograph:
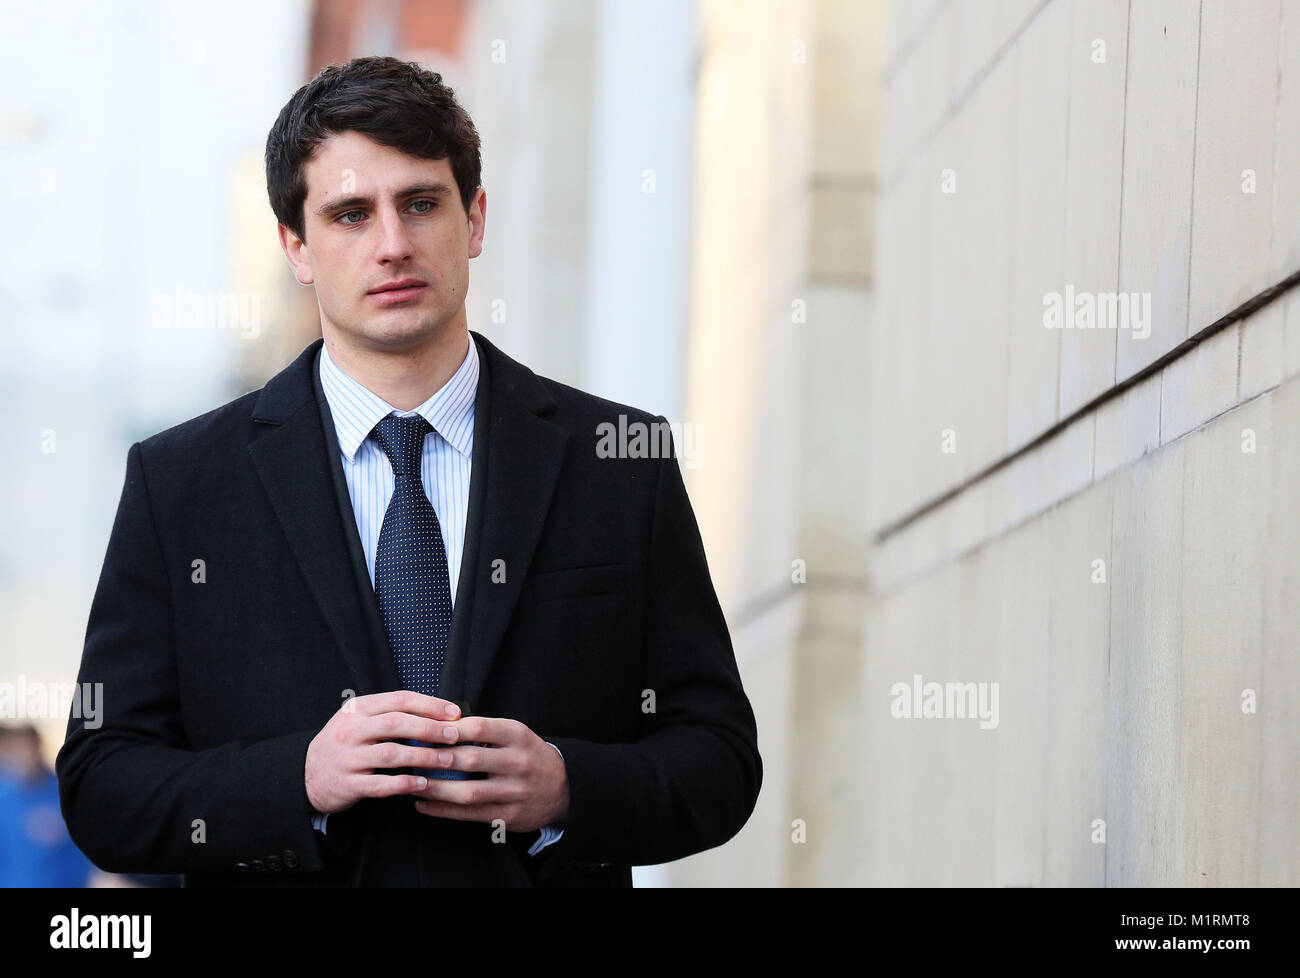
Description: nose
373,204,414,264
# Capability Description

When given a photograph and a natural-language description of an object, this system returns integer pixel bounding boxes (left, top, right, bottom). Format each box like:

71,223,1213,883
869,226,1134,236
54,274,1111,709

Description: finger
410,773,513,807
411,745,516,778
358,712,458,745
353,772,432,800
439,715,524,747
359,741,455,772
347,691,462,721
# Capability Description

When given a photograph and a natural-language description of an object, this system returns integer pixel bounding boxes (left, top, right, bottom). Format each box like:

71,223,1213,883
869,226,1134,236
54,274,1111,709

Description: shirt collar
318,334,478,464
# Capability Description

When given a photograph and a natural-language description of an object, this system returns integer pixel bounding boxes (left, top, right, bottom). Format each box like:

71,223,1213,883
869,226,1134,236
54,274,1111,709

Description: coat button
251,859,267,872
266,855,284,872
282,849,300,869
236,861,251,873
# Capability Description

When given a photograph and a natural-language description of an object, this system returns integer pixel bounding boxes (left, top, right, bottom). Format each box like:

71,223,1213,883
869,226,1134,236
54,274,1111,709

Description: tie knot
372,413,433,476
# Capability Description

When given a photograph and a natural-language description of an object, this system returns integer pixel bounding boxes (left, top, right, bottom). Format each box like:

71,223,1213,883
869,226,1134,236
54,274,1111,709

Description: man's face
279,130,485,353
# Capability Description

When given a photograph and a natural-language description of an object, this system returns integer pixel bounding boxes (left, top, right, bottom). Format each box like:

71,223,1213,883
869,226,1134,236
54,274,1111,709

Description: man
0,725,93,887
56,56,761,887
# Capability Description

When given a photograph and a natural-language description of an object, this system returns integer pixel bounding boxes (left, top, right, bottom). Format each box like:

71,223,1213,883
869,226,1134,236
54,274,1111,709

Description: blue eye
338,210,364,225
411,200,436,214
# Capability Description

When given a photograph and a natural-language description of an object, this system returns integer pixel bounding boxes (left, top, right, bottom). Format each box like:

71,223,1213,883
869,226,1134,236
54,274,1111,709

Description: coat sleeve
542,418,763,871
55,442,334,876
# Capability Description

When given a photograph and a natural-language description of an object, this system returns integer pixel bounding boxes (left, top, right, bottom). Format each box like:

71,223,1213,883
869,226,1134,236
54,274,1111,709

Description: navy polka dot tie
371,414,452,700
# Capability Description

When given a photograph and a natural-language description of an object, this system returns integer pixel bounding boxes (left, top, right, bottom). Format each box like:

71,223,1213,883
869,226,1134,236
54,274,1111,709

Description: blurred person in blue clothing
0,724,93,887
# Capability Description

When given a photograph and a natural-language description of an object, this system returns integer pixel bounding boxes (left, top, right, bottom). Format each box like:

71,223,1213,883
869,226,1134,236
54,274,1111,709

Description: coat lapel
446,331,569,710
247,338,394,696
309,344,403,694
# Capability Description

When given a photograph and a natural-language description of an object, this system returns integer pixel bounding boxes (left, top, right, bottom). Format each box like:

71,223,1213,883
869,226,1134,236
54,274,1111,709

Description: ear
467,186,486,260
277,223,314,285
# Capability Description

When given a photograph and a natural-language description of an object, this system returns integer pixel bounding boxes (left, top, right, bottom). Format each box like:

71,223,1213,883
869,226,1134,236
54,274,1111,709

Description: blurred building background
1,0,1295,886
866,0,1299,886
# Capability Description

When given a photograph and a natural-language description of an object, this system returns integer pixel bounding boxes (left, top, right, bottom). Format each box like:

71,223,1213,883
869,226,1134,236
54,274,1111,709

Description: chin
358,317,444,349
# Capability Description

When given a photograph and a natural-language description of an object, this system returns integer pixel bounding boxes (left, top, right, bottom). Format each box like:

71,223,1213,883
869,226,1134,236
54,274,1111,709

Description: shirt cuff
312,810,329,834
528,823,564,856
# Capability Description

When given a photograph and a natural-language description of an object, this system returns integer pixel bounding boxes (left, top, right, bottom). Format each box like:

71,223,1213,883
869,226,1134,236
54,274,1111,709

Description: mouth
367,278,429,304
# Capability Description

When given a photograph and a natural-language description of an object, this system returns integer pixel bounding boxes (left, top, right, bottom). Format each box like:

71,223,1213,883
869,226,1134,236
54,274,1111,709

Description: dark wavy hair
265,56,482,242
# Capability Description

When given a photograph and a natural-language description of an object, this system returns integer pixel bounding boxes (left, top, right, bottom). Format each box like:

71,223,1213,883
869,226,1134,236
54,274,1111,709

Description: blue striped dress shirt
311,334,563,857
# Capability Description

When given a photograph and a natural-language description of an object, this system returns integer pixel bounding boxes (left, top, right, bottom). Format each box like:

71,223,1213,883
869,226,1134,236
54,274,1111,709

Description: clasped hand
305,691,569,834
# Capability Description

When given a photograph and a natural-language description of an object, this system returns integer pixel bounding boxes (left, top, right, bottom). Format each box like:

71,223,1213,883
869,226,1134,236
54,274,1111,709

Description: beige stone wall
656,0,818,887
865,0,1300,885
660,0,885,886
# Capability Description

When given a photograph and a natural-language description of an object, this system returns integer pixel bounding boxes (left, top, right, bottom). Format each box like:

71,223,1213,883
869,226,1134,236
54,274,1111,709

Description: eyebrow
313,182,453,218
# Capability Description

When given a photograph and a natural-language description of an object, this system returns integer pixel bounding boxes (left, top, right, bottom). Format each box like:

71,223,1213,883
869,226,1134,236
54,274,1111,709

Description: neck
323,321,470,411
